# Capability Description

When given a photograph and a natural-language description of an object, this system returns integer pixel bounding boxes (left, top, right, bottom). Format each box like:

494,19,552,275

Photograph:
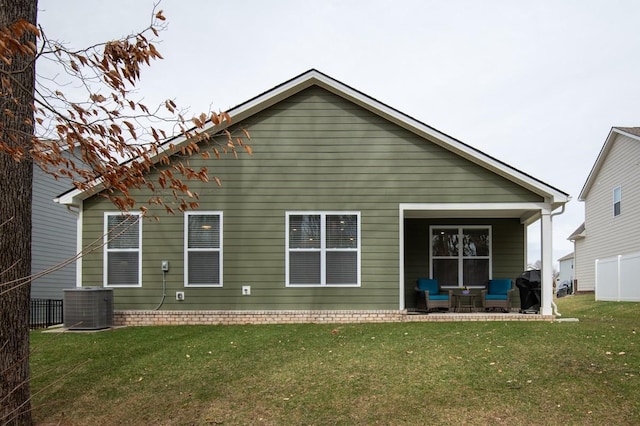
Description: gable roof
56,69,569,207
557,252,574,262
568,222,586,241
579,126,640,201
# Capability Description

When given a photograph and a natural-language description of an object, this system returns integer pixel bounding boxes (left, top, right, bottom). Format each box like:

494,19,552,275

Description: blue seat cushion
429,294,449,301
417,278,439,296
488,279,511,295
485,294,508,301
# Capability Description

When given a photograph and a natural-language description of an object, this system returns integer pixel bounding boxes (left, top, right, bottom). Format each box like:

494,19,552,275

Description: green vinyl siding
80,86,542,310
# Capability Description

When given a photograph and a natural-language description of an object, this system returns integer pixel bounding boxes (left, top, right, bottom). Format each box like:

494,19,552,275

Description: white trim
540,211,553,315
400,202,555,226
103,212,142,288
285,211,361,287
55,70,569,207
276,72,568,204
398,207,405,310
184,211,223,287
580,127,640,200
428,225,493,286
523,222,529,271
76,204,83,287
400,202,550,211
613,185,622,217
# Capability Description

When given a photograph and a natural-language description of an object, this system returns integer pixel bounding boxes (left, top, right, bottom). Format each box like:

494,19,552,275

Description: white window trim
429,225,492,287
184,211,223,287
104,212,142,288
613,185,621,217
286,211,361,287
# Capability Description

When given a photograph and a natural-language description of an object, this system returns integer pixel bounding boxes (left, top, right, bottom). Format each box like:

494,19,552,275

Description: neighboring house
31,164,77,300
55,69,569,324
570,127,640,301
567,223,586,291
556,252,574,287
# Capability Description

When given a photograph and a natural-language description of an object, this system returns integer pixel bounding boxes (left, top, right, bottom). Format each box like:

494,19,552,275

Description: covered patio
399,202,565,317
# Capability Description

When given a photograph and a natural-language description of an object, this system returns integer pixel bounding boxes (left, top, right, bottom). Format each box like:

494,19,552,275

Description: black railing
30,298,63,330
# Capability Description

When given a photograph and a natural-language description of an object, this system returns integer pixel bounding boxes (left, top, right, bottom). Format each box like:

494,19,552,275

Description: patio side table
454,292,477,313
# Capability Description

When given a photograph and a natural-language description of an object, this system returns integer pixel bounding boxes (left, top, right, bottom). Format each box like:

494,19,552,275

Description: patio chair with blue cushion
481,278,514,312
415,278,452,312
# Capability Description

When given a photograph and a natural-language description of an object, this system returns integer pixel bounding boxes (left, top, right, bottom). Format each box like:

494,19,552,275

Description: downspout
549,203,567,317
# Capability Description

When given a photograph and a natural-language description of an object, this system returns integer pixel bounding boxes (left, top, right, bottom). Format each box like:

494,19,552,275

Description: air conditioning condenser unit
64,287,113,330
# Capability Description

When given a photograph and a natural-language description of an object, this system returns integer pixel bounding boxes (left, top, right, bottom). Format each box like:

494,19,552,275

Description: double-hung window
430,226,491,287
104,212,142,287
613,186,622,217
185,212,222,287
286,212,360,286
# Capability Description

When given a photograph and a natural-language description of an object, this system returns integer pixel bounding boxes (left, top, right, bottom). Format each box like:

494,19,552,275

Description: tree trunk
0,0,37,424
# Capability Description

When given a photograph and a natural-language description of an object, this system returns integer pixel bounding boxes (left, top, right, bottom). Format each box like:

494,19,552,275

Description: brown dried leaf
123,121,137,140
148,43,163,59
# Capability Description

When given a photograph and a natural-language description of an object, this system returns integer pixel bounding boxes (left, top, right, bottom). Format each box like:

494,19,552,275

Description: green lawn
30,295,639,425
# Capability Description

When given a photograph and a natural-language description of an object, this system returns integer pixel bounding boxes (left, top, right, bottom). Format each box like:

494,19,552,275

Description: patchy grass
31,294,639,425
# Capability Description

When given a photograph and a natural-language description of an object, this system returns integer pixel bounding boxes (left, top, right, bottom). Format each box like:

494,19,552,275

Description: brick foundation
113,310,554,326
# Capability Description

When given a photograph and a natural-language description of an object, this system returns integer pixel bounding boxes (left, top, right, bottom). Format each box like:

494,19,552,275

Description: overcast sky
38,0,640,267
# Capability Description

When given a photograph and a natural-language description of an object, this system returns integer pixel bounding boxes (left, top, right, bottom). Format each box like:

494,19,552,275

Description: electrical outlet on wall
242,286,251,296
176,291,184,301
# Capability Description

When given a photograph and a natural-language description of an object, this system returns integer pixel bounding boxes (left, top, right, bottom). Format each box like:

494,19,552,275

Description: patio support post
398,206,405,311
540,210,553,315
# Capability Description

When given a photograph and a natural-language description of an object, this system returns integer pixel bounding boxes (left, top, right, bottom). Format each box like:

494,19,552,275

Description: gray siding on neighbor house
574,238,588,292
578,133,640,292
80,86,543,310
31,166,76,299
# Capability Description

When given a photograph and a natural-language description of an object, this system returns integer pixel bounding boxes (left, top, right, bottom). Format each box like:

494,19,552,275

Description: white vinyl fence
595,252,640,302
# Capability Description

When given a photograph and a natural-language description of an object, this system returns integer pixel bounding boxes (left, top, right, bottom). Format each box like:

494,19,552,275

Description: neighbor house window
185,212,222,287
286,212,360,286
104,212,142,287
613,186,621,217
430,226,491,287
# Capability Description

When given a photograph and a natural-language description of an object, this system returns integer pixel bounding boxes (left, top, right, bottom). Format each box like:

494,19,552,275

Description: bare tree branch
2,6,251,215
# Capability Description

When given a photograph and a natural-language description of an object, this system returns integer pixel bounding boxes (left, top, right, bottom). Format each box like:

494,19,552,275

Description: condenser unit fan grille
63,288,113,330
